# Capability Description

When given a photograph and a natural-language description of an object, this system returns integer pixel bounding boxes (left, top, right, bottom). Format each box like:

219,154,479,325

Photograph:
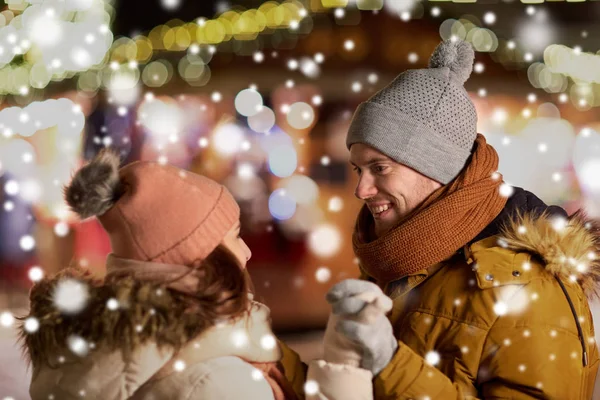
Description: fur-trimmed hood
500,210,600,299
19,268,281,399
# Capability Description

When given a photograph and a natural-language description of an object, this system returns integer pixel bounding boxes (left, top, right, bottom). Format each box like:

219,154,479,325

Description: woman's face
221,221,252,269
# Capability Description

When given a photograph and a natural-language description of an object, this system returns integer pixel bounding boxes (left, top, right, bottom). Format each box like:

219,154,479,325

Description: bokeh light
268,145,298,178
268,189,297,220
287,102,315,130
279,175,319,205
235,89,263,117
248,106,275,133
213,123,245,155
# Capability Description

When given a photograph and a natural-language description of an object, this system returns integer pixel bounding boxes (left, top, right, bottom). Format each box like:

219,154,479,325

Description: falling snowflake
425,351,440,366
251,368,264,381
20,235,36,251
293,276,305,288
67,335,89,357
53,279,89,315
483,12,496,25
0,311,14,327
106,298,119,311
174,360,186,372
24,317,40,333
231,330,248,348
211,92,222,102
315,267,331,283
531,292,539,301
308,224,341,258
493,302,508,317
328,196,343,212
260,334,277,350
304,380,319,395
253,51,264,63
28,266,44,282
499,183,514,197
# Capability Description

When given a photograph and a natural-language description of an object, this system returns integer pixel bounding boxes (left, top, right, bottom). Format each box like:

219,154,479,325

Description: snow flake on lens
53,279,89,315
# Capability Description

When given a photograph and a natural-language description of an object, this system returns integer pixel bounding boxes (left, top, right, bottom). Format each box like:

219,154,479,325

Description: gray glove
326,279,398,376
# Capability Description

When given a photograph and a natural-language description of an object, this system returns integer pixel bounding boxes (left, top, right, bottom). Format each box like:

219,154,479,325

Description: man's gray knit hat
346,39,478,185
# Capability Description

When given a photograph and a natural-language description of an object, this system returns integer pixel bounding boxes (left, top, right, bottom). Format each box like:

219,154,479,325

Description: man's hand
323,279,398,376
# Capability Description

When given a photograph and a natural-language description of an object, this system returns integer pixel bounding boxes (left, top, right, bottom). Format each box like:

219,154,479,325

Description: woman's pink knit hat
64,149,240,267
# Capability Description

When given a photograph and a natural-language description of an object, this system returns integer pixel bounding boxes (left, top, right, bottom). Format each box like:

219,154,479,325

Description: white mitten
322,279,395,374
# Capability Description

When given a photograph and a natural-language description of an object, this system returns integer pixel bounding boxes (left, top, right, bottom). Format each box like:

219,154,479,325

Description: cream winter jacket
21,269,286,400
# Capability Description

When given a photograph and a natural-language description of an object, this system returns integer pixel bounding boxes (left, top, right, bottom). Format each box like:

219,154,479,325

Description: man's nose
354,174,377,200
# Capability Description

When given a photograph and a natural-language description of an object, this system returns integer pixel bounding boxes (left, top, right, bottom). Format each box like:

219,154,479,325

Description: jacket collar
466,211,600,298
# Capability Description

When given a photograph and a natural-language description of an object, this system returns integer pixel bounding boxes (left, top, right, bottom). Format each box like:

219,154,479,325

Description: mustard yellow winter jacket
369,211,600,399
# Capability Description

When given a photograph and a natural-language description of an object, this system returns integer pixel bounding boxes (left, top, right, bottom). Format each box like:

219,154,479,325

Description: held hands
323,279,398,376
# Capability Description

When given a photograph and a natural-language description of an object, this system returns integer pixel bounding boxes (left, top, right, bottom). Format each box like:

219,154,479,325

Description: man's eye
352,167,361,174
374,165,387,173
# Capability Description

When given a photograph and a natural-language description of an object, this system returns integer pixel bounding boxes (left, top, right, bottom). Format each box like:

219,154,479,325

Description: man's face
349,144,442,238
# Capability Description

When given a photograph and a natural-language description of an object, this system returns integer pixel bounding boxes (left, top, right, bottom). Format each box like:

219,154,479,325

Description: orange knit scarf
353,134,508,284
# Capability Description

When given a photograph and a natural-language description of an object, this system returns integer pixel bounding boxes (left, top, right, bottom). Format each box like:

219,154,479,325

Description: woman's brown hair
177,244,253,335
19,244,254,367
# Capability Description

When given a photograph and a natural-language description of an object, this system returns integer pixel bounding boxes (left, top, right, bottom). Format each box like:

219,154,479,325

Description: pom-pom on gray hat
346,39,478,185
